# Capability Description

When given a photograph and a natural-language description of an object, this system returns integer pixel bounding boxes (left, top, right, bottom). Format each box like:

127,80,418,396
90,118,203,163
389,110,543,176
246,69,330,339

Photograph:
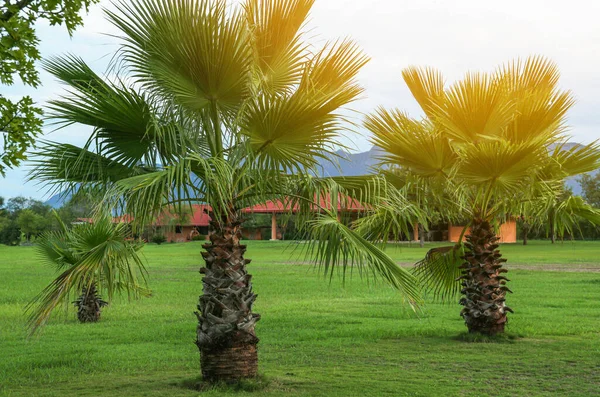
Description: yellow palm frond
495,56,560,94
456,140,544,192
366,107,456,177
551,141,600,177
245,0,314,95
297,39,369,113
433,71,514,142
401,66,445,119
496,56,575,144
242,39,368,170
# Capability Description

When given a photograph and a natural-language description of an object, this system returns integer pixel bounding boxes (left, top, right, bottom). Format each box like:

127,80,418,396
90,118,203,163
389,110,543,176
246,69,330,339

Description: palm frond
245,0,313,95
301,214,422,307
43,55,174,167
28,142,143,198
551,141,600,177
551,195,600,239
413,244,464,302
242,39,368,171
106,0,252,115
401,66,445,119
434,71,514,143
366,108,456,177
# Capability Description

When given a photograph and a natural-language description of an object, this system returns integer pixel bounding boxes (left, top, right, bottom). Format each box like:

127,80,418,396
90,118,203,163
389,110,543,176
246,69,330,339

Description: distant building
113,199,517,243
447,220,517,244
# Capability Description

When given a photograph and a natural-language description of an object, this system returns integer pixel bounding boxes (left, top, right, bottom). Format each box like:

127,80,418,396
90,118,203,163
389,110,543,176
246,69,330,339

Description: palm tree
535,185,600,243
30,0,421,382
364,56,600,335
27,215,148,333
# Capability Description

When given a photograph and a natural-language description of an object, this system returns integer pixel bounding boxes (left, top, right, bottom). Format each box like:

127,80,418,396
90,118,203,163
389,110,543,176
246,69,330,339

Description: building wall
241,227,283,240
448,220,517,243
164,226,209,243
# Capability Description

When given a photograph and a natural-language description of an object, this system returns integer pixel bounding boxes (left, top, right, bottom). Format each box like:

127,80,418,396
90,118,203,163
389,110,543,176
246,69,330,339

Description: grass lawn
1,240,599,396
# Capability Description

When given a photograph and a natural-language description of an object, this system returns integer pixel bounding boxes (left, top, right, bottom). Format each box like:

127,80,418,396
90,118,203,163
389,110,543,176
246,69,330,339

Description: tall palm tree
30,0,421,382
364,56,600,335
27,215,148,333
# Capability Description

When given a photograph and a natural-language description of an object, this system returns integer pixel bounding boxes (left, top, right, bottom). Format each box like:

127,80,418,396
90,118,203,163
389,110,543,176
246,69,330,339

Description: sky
2,0,600,201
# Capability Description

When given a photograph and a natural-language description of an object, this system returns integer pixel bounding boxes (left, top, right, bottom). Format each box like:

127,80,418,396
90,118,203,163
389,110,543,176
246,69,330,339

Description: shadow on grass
180,374,272,393
453,332,523,344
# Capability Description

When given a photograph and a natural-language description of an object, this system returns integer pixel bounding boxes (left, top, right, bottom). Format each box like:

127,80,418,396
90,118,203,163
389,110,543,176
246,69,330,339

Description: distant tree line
0,194,94,245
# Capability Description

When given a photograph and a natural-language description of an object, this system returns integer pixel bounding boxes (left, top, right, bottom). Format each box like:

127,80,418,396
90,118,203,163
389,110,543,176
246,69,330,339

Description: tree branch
0,0,36,23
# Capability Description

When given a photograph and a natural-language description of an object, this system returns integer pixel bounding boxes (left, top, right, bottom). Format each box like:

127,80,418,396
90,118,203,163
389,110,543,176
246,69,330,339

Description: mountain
316,146,385,177
45,191,72,208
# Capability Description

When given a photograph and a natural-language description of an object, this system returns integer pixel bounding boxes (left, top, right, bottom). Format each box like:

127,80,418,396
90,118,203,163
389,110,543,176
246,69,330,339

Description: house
113,199,517,243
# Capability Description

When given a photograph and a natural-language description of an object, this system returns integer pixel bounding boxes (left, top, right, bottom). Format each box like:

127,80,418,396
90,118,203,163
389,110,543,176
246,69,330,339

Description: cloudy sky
3,0,600,200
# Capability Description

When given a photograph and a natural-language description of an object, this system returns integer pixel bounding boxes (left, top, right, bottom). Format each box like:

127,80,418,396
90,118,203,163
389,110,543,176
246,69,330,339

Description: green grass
1,241,599,396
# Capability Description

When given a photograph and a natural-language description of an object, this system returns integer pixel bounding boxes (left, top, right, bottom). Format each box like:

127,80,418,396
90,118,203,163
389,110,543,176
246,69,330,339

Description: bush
151,234,167,245
191,234,205,241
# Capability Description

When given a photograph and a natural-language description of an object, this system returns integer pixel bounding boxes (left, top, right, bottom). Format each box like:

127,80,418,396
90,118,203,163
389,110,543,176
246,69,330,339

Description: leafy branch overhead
0,0,98,174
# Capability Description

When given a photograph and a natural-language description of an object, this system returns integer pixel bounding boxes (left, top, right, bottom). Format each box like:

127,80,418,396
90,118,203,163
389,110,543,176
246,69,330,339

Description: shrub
151,234,167,245
191,234,205,241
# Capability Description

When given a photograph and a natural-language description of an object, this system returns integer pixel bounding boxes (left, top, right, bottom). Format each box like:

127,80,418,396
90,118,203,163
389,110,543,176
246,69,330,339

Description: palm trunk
196,211,260,383
522,223,528,246
459,219,513,335
418,224,425,248
549,210,556,244
73,283,106,323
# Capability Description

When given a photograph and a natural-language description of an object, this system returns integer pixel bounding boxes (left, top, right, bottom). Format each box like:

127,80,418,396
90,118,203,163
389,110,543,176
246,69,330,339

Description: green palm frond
547,195,600,240
43,56,166,167
302,214,422,307
353,187,425,242
29,142,142,189
413,244,464,302
107,0,252,115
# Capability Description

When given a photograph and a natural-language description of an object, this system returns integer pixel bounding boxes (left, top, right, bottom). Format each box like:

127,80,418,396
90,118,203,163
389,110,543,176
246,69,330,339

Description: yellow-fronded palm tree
30,0,421,382
365,56,600,335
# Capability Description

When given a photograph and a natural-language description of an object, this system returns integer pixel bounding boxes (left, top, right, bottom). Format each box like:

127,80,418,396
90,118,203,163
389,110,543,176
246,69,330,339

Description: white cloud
2,0,600,200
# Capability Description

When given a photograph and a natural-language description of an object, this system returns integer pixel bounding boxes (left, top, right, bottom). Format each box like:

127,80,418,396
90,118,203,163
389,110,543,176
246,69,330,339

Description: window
175,225,183,234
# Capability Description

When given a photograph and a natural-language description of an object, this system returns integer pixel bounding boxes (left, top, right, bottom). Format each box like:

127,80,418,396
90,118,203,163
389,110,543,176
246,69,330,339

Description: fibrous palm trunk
73,283,107,323
196,211,260,383
459,219,513,335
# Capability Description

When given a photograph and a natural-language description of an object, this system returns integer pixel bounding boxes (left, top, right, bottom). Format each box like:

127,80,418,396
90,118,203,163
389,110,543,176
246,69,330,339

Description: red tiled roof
114,196,366,226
